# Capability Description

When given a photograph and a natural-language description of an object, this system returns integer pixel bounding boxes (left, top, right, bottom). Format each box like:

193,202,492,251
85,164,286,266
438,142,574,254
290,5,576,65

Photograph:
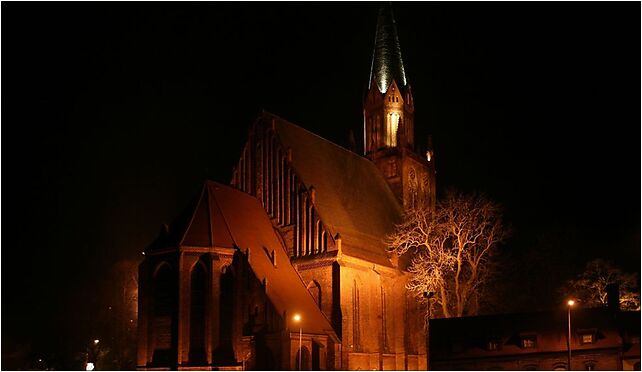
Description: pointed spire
369,4,408,93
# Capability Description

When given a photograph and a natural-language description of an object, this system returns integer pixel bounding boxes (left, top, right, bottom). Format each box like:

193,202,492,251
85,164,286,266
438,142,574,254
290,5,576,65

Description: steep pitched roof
269,113,403,267
182,181,337,339
369,4,408,93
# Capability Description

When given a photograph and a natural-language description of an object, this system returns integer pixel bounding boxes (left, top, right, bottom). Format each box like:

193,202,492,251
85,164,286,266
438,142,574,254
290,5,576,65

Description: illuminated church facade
137,6,435,370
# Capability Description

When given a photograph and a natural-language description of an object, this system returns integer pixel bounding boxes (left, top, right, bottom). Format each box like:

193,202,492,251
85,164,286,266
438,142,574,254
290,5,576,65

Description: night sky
2,2,640,367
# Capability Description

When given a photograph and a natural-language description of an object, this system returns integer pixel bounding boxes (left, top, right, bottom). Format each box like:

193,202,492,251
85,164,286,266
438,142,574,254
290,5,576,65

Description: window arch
316,220,323,254
352,278,361,351
306,199,313,255
256,142,263,203
295,346,311,370
320,230,327,253
189,261,207,363
152,262,177,365
386,112,400,147
214,264,235,363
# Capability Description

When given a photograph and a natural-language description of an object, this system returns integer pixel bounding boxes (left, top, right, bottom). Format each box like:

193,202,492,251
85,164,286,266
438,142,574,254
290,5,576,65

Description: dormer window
520,335,537,348
578,329,598,345
487,340,501,351
581,334,594,344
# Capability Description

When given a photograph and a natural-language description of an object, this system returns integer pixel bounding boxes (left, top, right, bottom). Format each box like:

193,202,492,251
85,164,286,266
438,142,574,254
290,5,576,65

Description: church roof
181,181,337,339
268,113,403,267
369,4,408,93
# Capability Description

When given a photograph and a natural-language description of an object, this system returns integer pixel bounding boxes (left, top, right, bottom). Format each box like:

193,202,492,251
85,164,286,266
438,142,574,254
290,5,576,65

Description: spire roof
369,4,408,93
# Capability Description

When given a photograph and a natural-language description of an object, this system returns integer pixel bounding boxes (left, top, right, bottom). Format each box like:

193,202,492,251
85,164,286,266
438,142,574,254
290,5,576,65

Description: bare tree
563,259,640,311
388,191,507,319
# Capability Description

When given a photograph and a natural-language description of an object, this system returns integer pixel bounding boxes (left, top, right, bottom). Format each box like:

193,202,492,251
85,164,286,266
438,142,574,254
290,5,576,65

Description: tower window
386,112,400,147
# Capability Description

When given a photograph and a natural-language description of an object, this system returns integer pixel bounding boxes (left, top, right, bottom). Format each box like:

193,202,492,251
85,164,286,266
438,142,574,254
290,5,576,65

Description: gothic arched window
189,261,206,363
408,168,418,208
386,112,400,147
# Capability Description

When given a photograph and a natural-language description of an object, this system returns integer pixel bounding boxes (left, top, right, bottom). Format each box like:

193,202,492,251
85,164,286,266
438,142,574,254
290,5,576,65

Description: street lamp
86,339,101,371
293,314,302,370
567,300,575,371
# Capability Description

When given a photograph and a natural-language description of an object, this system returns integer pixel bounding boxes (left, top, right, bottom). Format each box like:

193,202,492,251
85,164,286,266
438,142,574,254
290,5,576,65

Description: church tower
364,5,435,210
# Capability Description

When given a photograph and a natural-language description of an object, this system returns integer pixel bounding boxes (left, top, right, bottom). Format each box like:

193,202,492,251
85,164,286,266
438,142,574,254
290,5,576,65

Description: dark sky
2,1,640,363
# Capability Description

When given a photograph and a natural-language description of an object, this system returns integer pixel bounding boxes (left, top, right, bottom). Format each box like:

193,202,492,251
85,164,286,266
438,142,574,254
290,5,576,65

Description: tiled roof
182,181,337,339
429,308,638,360
269,113,403,267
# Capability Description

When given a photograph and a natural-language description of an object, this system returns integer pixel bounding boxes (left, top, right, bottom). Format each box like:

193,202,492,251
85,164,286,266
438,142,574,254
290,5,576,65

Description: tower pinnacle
369,4,408,93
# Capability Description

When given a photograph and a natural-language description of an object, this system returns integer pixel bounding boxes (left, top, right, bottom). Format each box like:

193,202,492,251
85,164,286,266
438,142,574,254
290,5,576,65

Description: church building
137,6,435,370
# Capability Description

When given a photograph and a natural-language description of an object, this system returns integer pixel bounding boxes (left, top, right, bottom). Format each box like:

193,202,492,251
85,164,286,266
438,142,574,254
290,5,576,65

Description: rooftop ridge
261,111,367,162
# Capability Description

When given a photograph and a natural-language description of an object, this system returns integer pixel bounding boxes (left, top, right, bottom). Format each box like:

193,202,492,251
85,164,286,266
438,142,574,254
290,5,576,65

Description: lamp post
293,314,302,370
567,300,574,371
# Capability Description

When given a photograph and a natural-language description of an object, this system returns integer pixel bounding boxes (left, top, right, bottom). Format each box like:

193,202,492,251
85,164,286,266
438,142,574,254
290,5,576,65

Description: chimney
606,283,620,312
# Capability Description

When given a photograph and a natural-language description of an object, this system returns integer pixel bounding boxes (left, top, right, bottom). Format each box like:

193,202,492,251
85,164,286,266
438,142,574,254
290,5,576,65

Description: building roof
369,4,408,93
181,181,338,339
269,113,403,267
429,307,639,361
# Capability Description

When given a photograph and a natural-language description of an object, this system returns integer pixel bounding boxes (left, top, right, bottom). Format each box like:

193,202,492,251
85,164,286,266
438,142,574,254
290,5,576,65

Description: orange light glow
567,300,575,307
293,314,301,322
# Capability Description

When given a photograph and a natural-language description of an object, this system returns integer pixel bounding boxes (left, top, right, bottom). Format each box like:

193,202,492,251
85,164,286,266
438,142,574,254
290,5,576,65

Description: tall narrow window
189,262,206,364
256,143,263,201
292,175,299,256
267,137,272,216
300,193,307,256
386,112,400,147
272,138,278,220
316,221,323,253
352,280,361,351
152,263,177,365
280,156,284,225
306,202,314,255
290,173,296,226
381,285,389,352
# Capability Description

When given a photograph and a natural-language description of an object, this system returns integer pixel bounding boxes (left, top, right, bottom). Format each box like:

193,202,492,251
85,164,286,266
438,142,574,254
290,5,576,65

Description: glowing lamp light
93,339,100,345
293,314,301,322
86,362,95,371
567,300,575,307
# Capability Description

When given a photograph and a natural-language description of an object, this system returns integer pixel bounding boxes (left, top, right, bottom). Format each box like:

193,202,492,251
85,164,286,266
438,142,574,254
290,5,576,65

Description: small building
429,304,640,371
